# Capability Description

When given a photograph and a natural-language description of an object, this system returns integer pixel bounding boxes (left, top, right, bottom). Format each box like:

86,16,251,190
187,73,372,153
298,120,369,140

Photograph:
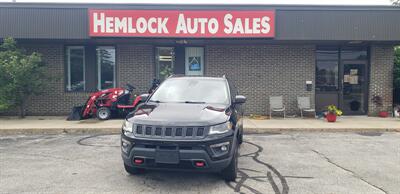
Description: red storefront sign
89,9,275,38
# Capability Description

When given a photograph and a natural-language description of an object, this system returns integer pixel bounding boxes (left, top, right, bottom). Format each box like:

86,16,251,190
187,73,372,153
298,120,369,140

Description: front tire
221,144,238,181
96,107,111,120
238,130,243,145
124,163,143,175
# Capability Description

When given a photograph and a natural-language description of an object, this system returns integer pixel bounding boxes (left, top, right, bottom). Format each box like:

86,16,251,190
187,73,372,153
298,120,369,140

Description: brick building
0,3,399,116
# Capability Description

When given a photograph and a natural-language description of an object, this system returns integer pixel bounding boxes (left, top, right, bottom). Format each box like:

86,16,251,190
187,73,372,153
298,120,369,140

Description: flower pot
378,111,389,118
326,113,337,122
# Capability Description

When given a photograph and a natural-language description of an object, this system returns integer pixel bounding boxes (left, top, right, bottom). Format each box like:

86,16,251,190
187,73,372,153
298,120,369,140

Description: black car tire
124,163,143,175
96,107,111,120
221,144,238,181
238,130,243,145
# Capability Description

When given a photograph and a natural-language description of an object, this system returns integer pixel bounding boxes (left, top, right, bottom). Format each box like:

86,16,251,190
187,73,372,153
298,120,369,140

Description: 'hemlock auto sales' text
89,10,275,38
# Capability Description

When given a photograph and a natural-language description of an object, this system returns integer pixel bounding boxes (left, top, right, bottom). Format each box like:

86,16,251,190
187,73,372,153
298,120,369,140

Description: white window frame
97,46,116,90
66,46,85,91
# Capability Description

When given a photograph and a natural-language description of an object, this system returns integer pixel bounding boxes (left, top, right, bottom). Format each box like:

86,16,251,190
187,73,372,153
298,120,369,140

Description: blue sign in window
189,57,201,71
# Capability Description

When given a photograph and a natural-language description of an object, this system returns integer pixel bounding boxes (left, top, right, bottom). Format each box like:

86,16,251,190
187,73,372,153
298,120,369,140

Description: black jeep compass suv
121,76,246,181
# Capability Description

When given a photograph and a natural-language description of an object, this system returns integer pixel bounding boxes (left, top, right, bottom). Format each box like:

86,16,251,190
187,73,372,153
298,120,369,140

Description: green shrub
0,37,47,117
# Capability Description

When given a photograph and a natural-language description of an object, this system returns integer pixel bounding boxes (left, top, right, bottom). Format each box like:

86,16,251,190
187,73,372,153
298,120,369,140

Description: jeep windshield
149,78,229,105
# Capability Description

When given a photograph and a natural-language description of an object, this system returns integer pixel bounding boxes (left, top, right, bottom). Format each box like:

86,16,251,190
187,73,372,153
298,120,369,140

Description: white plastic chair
269,96,286,119
297,96,316,118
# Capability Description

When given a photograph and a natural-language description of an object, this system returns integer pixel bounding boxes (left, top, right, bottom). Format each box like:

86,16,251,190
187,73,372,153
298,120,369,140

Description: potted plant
326,105,342,122
372,95,389,117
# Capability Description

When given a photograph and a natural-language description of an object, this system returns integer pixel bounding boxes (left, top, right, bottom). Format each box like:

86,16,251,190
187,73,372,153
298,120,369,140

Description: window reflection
156,47,174,80
66,46,85,92
97,47,116,90
316,47,339,92
316,61,339,91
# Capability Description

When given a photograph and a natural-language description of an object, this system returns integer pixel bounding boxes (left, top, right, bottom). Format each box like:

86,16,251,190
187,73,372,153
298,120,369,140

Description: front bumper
121,131,235,172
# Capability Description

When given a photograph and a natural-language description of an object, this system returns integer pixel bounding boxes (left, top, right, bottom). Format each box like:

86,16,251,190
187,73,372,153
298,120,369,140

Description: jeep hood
127,102,230,126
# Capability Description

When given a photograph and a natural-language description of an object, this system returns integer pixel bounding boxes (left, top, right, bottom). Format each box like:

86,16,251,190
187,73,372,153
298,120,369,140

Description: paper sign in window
349,76,358,84
344,75,350,83
350,69,358,75
189,57,201,71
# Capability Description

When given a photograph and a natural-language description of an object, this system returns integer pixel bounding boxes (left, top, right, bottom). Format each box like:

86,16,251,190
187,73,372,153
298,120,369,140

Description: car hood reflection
127,102,229,126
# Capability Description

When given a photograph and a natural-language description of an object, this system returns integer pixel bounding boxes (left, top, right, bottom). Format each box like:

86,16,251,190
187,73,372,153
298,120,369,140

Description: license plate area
155,147,179,164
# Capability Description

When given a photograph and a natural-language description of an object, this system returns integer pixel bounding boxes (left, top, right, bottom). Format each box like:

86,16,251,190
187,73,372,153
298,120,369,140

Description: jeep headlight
209,122,232,135
122,120,133,133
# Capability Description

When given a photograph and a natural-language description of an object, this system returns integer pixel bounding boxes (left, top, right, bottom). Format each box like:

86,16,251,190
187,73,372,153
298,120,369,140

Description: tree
0,37,46,117
392,0,400,6
394,46,400,88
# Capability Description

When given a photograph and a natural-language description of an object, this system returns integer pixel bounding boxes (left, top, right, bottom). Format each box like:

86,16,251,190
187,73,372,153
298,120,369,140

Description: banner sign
89,9,275,38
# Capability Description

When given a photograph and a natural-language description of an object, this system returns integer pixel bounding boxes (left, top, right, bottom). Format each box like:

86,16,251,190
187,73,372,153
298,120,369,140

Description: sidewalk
0,116,399,135
245,116,400,133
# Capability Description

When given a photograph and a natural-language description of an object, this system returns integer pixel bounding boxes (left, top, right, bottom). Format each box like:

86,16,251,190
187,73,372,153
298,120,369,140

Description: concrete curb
0,127,399,136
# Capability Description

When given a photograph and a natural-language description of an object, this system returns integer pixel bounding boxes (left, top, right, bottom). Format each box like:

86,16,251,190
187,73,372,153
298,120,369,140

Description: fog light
220,145,227,151
121,138,133,154
210,142,230,149
121,138,132,147
210,142,230,157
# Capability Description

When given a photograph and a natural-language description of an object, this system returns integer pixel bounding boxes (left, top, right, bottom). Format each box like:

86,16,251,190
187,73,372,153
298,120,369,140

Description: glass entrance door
185,47,204,76
340,61,368,115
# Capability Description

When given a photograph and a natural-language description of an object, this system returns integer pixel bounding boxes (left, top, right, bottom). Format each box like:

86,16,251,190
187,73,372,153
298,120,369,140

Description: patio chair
297,96,316,118
269,96,286,119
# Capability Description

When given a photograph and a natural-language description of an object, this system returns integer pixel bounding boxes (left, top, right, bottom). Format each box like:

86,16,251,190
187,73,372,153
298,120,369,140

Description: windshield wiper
184,101,206,104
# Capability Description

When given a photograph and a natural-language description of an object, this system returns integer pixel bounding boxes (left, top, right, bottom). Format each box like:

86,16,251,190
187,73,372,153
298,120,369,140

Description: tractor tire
96,107,111,120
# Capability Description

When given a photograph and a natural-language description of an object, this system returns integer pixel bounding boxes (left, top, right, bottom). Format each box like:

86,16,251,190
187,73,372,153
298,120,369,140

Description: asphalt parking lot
0,132,399,194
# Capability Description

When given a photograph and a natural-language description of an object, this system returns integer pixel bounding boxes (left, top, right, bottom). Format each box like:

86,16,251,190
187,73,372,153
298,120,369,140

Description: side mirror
139,93,150,102
234,95,246,104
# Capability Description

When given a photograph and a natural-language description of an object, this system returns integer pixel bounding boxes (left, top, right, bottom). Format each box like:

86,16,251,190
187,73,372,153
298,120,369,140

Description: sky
0,0,394,5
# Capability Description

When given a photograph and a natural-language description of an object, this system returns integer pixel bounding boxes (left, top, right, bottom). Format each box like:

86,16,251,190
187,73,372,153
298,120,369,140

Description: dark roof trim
0,2,399,11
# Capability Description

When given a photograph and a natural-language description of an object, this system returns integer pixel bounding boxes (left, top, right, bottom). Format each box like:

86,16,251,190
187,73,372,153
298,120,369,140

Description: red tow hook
194,161,206,167
133,158,144,165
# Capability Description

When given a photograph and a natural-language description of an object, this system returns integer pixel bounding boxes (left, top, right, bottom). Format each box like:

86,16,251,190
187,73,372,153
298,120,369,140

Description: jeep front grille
133,124,208,139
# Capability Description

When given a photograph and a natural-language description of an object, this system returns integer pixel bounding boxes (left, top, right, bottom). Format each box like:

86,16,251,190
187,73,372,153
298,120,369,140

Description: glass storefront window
156,47,174,80
316,47,339,92
66,46,85,92
97,46,116,90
